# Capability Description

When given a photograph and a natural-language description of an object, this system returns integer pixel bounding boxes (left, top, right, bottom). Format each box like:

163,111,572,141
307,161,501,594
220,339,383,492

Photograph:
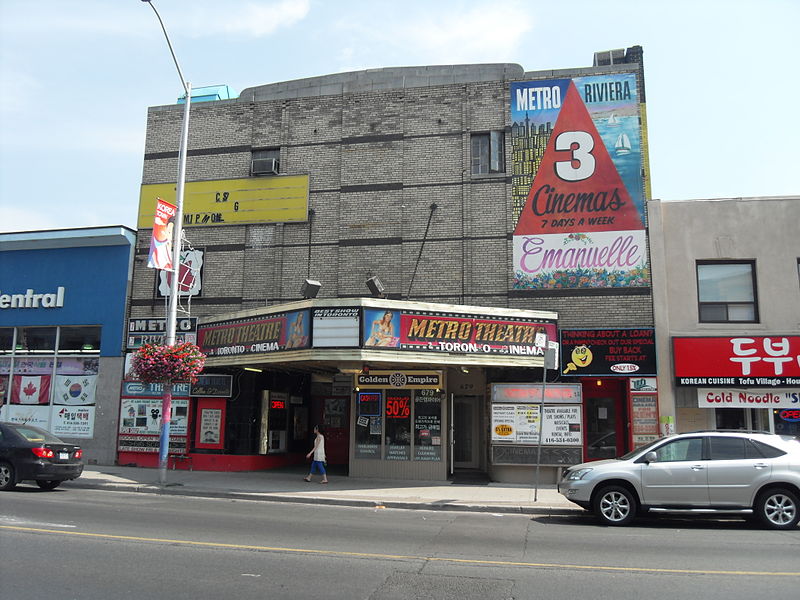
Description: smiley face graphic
564,345,593,373
572,345,593,367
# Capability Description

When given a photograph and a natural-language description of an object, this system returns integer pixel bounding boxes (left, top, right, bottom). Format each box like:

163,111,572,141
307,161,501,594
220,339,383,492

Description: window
15,327,56,353
709,437,746,460
654,437,703,462
0,328,13,354
251,148,280,175
697,261,758,323
471,131,505,175
750,439,786,459
59,326,101,353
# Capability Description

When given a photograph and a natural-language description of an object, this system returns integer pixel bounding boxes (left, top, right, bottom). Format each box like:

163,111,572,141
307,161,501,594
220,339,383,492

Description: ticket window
259,391,288,453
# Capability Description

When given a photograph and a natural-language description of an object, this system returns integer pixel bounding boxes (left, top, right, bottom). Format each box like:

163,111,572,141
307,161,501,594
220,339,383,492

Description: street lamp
141,0,191,484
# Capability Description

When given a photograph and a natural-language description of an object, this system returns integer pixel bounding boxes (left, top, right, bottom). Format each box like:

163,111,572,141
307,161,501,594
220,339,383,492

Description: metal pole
143,0,191,485
534,337,548,502
450,393,455,476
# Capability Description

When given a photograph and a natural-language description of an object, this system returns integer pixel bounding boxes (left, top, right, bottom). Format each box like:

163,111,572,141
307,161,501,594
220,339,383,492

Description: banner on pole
147,197,177,270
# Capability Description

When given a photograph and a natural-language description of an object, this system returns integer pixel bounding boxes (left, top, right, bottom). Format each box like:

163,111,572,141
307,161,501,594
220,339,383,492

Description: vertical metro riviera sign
511,74,648,289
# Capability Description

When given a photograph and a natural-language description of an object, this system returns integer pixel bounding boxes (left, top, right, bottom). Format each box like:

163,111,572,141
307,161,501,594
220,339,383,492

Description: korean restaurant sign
697,388,800,409
560,328,656,377
362,307,557,357
197,310,310,357
674,336,800,387
510,74,649,290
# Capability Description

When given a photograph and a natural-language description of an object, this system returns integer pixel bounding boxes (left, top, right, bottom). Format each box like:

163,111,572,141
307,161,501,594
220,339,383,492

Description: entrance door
453,395,480,469
583,379,625,461
322,396,349,465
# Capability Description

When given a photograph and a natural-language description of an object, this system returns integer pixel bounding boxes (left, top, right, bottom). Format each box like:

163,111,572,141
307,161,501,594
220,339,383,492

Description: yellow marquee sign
138,175,310,228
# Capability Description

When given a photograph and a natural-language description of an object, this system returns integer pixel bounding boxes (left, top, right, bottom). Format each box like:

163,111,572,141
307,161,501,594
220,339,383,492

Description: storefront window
59,326,101,353
385,390,412,460
355,384,444,462
0,328,14,354
0,327,103,437
15,327,56,353
414,389,442,461
355,391,382,458
716,408,746,430
0,358,9,405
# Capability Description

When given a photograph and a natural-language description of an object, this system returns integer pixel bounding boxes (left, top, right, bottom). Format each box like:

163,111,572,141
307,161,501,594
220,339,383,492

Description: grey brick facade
131,57,653,331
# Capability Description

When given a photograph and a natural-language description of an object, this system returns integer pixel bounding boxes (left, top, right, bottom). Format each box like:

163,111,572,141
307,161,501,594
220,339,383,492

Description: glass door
453,395,480,469
583,379,625,460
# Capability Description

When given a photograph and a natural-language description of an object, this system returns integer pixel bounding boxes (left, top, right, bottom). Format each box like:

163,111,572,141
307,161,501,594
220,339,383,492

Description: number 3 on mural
554,130,595,182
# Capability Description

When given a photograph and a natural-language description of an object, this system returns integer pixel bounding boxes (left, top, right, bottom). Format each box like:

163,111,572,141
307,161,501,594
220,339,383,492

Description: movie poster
511,73,649,289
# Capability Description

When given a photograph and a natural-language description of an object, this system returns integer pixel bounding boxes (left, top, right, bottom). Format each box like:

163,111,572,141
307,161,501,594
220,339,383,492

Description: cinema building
125,46,660,482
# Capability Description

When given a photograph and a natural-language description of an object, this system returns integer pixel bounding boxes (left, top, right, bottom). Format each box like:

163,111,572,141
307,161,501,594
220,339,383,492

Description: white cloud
185,0,311,38
331,0,534,66
403,4,534,62
0,69,42,114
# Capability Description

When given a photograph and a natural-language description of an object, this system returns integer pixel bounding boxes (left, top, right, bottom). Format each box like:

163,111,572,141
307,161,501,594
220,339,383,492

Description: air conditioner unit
251,157,279,175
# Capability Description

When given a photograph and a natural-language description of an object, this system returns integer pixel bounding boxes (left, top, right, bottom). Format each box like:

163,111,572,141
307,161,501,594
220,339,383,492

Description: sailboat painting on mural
510,73,649,289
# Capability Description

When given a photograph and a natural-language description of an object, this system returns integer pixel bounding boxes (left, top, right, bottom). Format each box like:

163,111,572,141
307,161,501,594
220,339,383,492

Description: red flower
131,342,206,383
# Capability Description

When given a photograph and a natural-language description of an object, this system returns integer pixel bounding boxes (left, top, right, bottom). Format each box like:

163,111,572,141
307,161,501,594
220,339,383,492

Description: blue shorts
310,460,326,474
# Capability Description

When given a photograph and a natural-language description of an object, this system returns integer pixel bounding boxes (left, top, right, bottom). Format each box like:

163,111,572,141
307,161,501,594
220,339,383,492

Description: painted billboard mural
511,73,649,289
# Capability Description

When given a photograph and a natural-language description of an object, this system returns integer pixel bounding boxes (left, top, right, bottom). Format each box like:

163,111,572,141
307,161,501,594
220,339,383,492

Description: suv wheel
593,485,637,526
755,488,800,530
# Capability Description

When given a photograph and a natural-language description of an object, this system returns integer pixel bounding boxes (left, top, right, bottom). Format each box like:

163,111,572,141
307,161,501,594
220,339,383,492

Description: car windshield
12,425,65,444
617,437,664,460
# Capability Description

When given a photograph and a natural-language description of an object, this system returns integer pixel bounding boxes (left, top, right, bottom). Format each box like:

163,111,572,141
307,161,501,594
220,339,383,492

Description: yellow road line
1,524,796,577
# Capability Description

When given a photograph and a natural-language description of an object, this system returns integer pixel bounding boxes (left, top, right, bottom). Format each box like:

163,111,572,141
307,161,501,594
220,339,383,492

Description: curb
64,480,583,517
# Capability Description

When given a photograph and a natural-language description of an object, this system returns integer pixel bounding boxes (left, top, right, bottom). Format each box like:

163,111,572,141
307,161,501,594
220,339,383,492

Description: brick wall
132,72,654,330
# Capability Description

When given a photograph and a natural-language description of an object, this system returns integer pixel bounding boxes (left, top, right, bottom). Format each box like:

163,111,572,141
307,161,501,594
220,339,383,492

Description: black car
0,422,84,491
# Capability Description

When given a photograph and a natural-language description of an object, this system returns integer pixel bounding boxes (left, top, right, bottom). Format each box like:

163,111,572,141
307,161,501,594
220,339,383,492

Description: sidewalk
64,465,581,516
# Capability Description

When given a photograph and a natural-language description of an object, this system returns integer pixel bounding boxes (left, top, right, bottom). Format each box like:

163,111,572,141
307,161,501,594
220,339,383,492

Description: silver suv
558,431,800,529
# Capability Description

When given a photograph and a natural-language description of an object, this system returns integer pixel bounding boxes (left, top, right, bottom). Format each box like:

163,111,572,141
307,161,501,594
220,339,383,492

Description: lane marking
0,517,76,528
1,524,797,577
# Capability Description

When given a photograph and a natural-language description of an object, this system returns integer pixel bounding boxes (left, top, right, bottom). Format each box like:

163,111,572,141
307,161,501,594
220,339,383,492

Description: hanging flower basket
131,342,206,384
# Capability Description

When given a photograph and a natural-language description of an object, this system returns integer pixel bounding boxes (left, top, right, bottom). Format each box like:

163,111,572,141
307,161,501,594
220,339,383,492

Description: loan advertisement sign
510,74,648,289
560,328,656,376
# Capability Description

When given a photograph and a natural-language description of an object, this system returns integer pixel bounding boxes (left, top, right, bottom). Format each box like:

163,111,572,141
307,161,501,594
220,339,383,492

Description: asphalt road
1,485,798,600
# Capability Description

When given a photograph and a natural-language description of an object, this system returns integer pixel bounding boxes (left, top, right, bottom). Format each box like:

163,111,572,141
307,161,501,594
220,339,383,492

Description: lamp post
141,0,191,484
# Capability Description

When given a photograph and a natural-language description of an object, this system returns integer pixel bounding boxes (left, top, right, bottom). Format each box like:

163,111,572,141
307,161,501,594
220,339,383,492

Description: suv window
750,439,786,459
654,437,703,462
709,437,747,460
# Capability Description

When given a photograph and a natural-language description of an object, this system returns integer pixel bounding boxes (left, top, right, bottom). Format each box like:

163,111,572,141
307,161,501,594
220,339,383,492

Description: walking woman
304,425,328,484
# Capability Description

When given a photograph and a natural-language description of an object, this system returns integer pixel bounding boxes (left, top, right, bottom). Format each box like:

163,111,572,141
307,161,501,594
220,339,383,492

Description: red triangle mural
514,81,643,235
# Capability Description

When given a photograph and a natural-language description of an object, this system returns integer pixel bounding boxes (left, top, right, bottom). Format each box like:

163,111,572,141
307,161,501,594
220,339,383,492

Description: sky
0,0,798,233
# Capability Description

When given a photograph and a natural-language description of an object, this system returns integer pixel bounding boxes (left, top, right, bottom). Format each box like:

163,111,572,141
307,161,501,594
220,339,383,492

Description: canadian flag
11,375,51,405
